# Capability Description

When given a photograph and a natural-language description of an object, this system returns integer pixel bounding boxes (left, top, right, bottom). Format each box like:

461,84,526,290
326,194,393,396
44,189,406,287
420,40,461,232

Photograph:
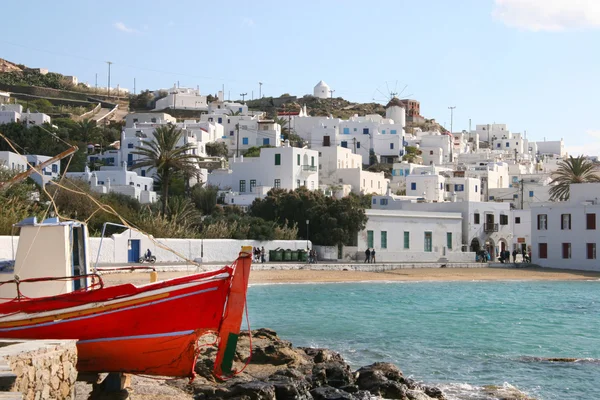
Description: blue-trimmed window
128,143,133,148
411,182,416,190
363,128,369,135
506,142,510,147
242,137,249,145
454,184,464,192
343,127,350,134
51,164,58,173
390,143,394,149
263,138,270,145
529,191,534,198
372,198,376,204
475,185,478,192
357,142,361,148
380,199,388,205
341,141,348,148
391,129,397,134
382,130,386,134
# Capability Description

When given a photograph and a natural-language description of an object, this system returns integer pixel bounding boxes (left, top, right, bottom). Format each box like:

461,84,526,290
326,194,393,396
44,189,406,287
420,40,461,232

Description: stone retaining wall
0,340,77,400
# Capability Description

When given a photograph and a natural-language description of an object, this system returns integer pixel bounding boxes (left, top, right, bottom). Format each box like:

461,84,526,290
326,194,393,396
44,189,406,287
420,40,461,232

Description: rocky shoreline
77,328,535,400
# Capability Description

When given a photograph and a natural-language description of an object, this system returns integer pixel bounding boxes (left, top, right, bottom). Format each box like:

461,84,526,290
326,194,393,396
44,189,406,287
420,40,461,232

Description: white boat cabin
0,217,93,301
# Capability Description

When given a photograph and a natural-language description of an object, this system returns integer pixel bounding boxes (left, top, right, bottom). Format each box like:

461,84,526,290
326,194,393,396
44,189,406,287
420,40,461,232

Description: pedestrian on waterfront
364,248,371,263
371,249,376,263
512,249,517,263
260,247,266,263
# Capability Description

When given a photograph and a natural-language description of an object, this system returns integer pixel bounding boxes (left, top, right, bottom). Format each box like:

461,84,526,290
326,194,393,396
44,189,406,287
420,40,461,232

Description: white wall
359,209,471,262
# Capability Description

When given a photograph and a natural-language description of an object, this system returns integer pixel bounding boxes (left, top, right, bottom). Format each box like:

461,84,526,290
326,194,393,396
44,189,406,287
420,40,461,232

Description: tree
191,185,219,215
132,125,201,214
73,119,100,143
250,188,368,247
549,155,600,201
206,142,228,158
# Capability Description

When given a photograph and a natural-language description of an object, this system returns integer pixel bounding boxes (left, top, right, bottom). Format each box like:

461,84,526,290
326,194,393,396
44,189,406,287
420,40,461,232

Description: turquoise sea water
244,281,600,400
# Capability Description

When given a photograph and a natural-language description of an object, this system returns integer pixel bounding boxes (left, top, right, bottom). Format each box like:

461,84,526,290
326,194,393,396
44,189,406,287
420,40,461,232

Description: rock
482,384,536,400
268,375,312,400
301,348,346,364
311,385,355,400
312,361,355,388
229,380,277,399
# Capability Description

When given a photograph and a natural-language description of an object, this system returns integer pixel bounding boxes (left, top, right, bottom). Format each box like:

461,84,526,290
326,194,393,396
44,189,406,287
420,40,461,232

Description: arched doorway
485,238,496,261
499,239,507,253
470,238,481,253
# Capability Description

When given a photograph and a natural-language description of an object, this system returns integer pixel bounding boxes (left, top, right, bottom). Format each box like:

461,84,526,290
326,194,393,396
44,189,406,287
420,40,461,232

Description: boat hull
0,268,235,377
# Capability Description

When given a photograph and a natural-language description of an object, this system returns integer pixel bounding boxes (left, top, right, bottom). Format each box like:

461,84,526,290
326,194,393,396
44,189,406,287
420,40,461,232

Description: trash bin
270,248,283,261
298,250,308,262
291,250,299,261
283,249,292,261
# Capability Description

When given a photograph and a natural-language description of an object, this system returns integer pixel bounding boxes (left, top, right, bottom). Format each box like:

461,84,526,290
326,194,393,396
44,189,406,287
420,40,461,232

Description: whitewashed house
0,104,50,127
316,145,388,195
66,165,157,203
154,87,208,111
358,208,470,262
207,143,319,208
371,194,513,260
125,113,176,128
0,151,60,186
291,98,405,165
531,183,600,271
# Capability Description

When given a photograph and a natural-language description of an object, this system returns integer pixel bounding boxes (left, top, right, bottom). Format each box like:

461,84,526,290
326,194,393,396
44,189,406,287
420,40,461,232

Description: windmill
371,80,412,105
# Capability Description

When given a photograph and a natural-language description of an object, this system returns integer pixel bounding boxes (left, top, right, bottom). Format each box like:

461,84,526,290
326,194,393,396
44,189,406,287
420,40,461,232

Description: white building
292,99,405,165
313,81,330,99
0,104,50,127
154,87,208,111
125,113,176,128
534,139,565,157
0,151,60,186
531,183,600,271
371,194,513,260
207,144,319,207
405,172,481,203
66,165,156,204
316,145,388,195
358,209,470,262
0,92,9,104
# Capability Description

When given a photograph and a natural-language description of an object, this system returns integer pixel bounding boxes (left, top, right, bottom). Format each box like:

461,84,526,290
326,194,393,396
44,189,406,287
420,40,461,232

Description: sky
1,0,599,155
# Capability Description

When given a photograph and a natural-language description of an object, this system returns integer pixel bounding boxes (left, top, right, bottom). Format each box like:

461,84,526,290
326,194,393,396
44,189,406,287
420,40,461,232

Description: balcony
301,165,317,172
484,223,498,233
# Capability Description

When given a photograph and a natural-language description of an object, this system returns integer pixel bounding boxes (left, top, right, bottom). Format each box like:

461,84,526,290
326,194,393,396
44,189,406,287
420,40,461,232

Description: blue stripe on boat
78,329,196,344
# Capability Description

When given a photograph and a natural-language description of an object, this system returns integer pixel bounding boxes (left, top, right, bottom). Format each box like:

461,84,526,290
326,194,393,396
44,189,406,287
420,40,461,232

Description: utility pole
240,93,247,103
353,137,357,154
95,73,98,93
448,106,456,134
259,82,263,98
106,61,112,97
133,78,136,95
329,89,335,99
487,123,491,144
520,179,524,210
236,123,240,157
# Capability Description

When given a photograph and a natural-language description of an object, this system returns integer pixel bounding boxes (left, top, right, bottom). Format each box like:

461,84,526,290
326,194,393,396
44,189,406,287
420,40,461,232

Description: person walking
260,246,266,263
371,249,376,263
364,248,371,263
512,249,517,263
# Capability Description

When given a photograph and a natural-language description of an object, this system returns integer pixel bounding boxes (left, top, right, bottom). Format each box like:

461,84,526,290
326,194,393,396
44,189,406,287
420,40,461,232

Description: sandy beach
100,266,600,287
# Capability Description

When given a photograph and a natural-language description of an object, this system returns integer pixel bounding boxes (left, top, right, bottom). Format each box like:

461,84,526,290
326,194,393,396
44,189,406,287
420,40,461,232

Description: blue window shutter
341,141,348,148
242,137,249,145
411,182,416,190
391,130,397,134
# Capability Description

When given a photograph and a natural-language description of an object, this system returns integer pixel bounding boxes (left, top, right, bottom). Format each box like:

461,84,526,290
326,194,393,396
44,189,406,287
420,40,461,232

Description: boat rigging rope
0,131,204,270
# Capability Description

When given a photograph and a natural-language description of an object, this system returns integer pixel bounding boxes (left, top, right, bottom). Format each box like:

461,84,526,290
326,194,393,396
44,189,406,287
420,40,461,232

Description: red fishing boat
0,218,252,379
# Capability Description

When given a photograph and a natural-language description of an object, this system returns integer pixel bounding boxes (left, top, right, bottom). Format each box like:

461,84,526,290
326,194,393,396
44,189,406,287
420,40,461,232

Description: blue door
127,153,133,166
128,239,140,262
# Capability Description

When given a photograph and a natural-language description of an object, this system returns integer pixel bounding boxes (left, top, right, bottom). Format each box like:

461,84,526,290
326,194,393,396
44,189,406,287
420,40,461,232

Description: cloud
114,22,138,34
241,18,255,28
492,0,600,31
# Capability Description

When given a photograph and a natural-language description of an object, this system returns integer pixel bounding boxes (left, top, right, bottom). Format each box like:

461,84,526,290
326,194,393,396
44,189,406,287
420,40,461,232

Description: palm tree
132,125,200,214
75,119,100,143
549,155,600,201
